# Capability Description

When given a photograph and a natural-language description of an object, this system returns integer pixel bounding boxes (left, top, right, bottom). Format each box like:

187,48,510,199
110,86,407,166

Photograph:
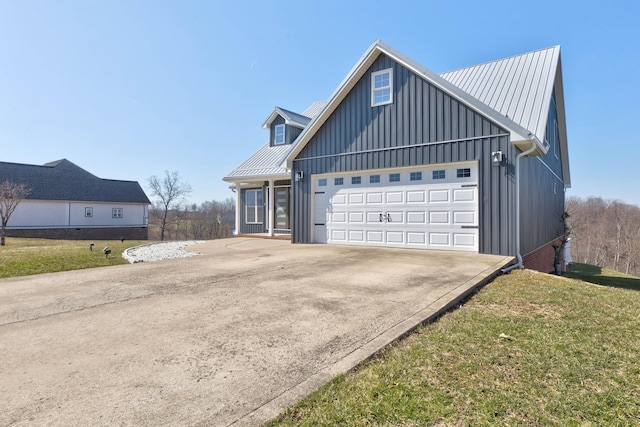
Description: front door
274,187,290,231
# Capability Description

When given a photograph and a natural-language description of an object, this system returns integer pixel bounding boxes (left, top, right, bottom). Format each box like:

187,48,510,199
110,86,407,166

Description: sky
1,1,639,207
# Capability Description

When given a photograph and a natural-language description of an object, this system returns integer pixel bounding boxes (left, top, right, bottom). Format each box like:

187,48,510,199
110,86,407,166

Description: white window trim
245,189,263,224
371,68,393,107
274,124,285,145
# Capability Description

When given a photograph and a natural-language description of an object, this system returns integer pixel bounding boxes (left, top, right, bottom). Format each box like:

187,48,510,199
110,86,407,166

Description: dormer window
274,124,285,145
371,68,393,107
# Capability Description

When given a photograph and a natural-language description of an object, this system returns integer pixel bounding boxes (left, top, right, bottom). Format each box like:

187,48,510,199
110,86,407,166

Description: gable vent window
433,170,445,180
371,68,393,107
457,168,471,178
274,124,285,145
112,208,123,219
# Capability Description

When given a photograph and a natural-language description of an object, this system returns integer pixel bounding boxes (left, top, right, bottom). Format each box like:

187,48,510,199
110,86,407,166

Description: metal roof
262,106,312,129
223,142,293,181
0,159,151,204
441,46,560,146
301,101,328,119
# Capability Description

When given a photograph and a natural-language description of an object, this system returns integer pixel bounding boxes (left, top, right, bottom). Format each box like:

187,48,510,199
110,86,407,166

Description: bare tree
147,171,192,241
0,180,31,246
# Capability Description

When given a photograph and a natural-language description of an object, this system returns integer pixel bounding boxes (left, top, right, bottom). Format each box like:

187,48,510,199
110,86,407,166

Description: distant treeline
148,198,235,241
568,196,640,275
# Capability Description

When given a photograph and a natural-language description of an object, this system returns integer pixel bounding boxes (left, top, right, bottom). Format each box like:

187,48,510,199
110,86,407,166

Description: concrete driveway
0,238,512,426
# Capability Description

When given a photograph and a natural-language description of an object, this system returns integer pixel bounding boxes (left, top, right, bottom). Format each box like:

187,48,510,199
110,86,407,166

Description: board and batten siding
292,54,517,256
519,89,567,255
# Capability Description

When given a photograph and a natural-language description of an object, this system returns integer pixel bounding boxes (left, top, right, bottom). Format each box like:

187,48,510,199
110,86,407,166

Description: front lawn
0,238,152,278
268,268,640,426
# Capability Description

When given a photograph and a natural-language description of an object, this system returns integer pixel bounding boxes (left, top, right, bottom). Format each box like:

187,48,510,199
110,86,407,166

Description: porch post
268,179,275,236
234,182,241,235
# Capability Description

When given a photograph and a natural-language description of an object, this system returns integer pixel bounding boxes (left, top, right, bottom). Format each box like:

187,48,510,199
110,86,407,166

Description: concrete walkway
0,239,513,426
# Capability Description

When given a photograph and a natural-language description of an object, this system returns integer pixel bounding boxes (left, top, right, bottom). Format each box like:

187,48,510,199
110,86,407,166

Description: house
0,159,151,240
223,40,570,273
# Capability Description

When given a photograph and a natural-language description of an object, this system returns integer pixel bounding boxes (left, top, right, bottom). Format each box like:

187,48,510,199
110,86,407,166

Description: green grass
268,268,640,426
0,237,152,278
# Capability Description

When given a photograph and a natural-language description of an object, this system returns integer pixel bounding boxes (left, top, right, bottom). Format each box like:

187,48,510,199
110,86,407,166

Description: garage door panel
453,188,476,202
332,212,347,223
367,231,383,242
386,191,404,204
387,212,404,223
386,231,404,244
453,211,475,225
367,192,383,204
348,230,364,241
429,190,449,203
349,212,364,223
429,211,450,224
430,233,450,246
407,232,426,244
331,230,347,241
407,211,426,224
349,193,364,204
333,194,347,204
453,233,476,248
406,190,426,203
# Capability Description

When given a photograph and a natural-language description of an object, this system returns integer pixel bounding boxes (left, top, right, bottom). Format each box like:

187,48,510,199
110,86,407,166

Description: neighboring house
223,40,570,273
0,159,151,240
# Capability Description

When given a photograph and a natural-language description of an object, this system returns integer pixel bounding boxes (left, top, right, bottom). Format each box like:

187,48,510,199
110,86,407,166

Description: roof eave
222,172,291,183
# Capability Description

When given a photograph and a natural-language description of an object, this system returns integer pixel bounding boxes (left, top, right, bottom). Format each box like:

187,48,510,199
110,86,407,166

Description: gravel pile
123,241,206,263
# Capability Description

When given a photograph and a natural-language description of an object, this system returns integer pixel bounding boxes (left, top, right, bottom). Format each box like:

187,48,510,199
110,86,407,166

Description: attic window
112,208,123,219
371,68,393,106
274,124,285,145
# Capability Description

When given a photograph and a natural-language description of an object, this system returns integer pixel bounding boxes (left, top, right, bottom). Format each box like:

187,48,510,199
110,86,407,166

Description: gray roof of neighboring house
0,159,151,204
440,45,560,147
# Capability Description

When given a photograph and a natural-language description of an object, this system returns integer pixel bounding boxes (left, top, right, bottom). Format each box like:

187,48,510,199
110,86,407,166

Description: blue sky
1,1,639,206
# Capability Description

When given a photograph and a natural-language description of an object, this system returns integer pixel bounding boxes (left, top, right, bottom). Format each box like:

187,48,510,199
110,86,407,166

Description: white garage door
313,163,479,251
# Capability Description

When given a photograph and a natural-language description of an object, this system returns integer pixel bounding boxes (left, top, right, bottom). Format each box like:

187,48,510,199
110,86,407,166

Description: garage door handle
386,213,392,222
379,213,384,222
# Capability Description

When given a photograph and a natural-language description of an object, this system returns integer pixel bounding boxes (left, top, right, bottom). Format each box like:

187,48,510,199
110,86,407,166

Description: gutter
502,139,538,273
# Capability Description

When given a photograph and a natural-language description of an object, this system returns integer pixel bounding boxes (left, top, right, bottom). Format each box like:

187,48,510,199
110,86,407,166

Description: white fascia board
553,56,571,188
222,172,290,183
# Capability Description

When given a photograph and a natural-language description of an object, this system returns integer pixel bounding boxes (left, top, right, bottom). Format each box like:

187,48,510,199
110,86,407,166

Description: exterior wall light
295,170,304,181
491,151,503,167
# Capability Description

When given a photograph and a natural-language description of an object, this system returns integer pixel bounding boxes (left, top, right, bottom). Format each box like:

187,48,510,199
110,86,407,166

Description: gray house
224,40,570,272
1,159,151,240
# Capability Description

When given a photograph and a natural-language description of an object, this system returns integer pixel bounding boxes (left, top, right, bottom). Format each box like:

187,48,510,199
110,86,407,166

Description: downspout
502,139,538,273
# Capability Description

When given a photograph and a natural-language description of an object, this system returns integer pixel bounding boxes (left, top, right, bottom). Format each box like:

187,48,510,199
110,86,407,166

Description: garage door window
334,177,344,185
318,178,327,187
457,168,471,178
433,170,445,180
410,172,422,181
351,176,361,184
370,175,380,183
389,173,400,182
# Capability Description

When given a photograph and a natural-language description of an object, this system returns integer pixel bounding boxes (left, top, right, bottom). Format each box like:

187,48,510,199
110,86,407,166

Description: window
245,189,263,224
433,170,445,180
85,207,93,217
112,208,123,219
274,124,285,145
371,68,393,106
389,173,400,182
318,178,327,187
457,168,471,178
370,175,380,184
351,176,361,185
334,177,344,186
410,171,422,181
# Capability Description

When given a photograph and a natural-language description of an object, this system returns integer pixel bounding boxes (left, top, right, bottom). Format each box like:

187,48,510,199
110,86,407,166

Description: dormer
262,107,312,147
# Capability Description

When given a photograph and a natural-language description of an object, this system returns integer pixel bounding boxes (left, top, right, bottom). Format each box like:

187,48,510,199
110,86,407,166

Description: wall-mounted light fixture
295,170,304,181
491,151,503,167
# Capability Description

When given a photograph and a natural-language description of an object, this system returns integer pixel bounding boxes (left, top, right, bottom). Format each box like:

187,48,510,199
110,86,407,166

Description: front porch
231,178,292,238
